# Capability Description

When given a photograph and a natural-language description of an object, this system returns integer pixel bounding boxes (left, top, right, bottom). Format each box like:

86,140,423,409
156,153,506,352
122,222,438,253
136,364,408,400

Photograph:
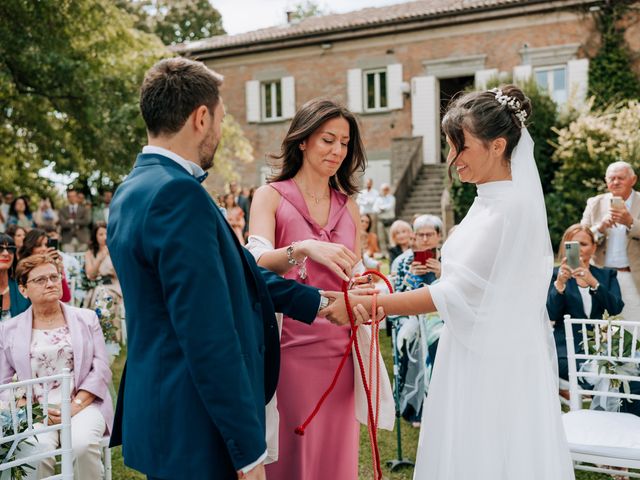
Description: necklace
294,179,330,205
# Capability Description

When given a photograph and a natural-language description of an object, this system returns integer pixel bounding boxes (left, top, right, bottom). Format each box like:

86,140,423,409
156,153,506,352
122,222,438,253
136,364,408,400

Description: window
261,80,282,120
535,66,567,105
364,69,388,112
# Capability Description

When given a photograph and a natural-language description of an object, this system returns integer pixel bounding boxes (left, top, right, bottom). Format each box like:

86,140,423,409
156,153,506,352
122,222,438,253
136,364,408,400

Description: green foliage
450,80,562,224
0,0,168,193
587,1,640,109
117,0,225,45
548,100,640,246
289,0,327,21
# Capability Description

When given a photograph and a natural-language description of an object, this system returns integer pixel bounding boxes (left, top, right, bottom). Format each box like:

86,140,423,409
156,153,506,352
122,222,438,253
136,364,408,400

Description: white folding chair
0,368,73,479
563,315,640,477
100,436,112,480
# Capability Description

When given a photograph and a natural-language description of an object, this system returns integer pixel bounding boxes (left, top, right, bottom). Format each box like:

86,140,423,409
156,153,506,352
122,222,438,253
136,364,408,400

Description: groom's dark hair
140,57,223,137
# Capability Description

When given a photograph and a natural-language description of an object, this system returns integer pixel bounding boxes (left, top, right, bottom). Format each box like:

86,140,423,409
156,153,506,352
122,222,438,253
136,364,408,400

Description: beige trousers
22,404,106,480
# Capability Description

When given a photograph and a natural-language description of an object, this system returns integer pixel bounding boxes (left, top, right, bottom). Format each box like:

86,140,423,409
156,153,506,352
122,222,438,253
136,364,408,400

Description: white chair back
564,315,640,411
0,369,73,479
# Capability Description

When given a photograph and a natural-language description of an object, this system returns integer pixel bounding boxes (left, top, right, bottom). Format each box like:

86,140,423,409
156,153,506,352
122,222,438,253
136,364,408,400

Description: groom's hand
319,290,378,326
238,463,265,480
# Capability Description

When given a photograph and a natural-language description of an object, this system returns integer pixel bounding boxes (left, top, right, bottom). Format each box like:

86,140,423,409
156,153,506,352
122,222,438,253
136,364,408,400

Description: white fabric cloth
413,129,574,479
604,195,634,268
578,285,593,318
357,188,379,214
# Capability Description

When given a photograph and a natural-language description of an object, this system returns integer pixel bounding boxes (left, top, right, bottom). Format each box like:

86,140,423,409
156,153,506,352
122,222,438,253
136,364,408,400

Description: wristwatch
318,295,330,312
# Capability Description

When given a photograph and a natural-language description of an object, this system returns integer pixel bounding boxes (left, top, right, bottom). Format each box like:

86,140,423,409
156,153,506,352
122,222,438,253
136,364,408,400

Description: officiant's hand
352,304,385,325
237,463,265,480
295,239,358,282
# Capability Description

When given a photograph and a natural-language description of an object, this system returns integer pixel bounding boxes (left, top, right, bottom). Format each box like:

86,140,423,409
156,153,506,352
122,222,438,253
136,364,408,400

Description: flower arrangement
581,312,640,411
94,292,118,345
0,399,44,479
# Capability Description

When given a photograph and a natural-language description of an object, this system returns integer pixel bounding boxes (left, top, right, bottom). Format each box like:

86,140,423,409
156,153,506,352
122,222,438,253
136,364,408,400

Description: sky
213,0,406,35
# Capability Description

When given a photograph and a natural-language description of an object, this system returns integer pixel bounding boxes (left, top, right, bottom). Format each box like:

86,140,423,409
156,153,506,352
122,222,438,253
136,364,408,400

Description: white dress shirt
604,194,633,268
357,188,379,214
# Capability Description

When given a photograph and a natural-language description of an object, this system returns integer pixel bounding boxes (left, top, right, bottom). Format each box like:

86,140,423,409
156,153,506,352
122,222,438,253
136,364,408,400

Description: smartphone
565,241,581,270
414,248,436,265
47,238,59,250
610,196,624,209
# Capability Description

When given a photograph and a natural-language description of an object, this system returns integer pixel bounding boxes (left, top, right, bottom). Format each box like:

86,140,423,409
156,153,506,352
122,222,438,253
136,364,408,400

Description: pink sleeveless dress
265,179,359,480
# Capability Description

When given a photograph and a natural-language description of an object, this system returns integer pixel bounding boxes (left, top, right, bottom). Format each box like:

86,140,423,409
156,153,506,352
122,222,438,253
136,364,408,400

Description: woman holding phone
327,85,575,479
547,224,624,383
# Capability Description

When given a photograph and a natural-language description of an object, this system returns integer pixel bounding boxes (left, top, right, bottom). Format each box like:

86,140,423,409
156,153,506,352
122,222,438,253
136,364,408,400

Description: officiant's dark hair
140,57,223,137
267,98,367,196
442,84,532,181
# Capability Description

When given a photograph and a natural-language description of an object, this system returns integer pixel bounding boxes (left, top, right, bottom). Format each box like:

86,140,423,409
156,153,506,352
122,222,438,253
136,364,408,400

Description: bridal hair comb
489,88,528,127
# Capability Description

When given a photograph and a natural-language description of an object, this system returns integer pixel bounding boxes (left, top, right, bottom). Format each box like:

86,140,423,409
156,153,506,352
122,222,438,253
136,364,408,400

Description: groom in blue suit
107,58,349,479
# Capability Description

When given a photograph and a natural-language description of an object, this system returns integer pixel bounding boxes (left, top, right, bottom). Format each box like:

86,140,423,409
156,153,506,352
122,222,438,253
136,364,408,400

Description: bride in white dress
345,85,575,479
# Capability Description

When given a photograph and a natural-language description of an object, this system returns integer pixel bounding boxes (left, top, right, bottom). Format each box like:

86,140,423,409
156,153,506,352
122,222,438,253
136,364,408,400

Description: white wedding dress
413,129,575,479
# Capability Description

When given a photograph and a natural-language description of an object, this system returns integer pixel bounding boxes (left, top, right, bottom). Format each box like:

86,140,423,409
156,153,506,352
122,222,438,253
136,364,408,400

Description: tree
587,1,640,109
0,0,167,195
116,0,225,45
288,1,327,21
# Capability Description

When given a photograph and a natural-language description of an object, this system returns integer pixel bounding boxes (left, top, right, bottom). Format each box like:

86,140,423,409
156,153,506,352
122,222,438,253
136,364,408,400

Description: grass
109,339,613,480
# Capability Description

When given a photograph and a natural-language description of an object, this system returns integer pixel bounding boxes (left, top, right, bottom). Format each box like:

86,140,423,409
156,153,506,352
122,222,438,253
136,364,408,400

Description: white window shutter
281,76,296,119
474,68,498,90
347,68,363,113
245,80,260,123
411,76,440,164
387,63,403,110
513,65,532,85
567,58,589,107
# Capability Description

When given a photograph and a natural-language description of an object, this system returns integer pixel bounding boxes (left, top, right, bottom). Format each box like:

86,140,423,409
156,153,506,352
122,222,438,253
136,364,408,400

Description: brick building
179,0,639,218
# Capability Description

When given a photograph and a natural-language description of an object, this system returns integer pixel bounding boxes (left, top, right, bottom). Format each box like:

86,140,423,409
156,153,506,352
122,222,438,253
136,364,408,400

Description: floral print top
30,325,75,405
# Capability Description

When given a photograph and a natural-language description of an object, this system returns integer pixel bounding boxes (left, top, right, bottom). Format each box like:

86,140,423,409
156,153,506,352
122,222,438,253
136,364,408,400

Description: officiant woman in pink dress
249,98,365,479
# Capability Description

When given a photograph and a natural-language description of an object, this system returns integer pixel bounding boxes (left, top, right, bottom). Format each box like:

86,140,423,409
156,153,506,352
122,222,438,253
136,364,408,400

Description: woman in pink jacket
0,253,113,479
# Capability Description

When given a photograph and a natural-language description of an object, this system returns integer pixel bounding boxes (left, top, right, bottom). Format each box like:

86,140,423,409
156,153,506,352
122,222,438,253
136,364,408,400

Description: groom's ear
192,105,210,134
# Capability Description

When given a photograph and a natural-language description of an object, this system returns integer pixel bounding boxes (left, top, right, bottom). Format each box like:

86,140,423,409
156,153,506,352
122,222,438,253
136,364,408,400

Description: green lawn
109,340,612,480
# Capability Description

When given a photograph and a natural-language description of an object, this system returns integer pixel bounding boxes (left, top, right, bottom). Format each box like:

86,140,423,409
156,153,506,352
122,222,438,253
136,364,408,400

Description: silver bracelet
286,242,308,279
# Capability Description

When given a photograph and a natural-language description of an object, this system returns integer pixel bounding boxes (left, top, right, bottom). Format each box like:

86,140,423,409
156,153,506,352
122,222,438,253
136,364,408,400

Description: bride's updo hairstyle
442,84,532,180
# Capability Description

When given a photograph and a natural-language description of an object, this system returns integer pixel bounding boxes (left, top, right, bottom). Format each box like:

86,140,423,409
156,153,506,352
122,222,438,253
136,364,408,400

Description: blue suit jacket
547,265,624,350
107,153,320,479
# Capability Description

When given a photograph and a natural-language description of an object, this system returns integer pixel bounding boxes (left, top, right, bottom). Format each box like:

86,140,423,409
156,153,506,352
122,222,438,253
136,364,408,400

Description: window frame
260,79,283,122
362,68,389,113
534,65,568,105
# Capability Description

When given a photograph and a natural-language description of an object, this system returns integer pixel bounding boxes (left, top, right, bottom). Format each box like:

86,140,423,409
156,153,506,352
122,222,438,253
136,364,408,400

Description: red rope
295,270,393,480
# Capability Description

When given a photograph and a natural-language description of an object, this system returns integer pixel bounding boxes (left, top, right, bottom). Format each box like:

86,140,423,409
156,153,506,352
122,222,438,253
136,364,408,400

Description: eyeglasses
0,245,16,254
27,273,61,286
415,232,438,239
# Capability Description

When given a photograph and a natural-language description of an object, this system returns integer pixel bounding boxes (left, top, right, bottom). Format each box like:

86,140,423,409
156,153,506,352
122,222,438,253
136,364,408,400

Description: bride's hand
297,240,358,282
352,304,385,325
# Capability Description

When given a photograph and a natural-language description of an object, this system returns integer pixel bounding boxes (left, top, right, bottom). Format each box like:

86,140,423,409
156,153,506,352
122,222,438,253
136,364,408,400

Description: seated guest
0,233,30,320
391,214,444,424
6,224,27,251
394,214,443,292
19,229,72,303
547,224,624,385
388,219,413,266
360,213,380,258
7,196,35,231
0,253,113,479
83,222,123,341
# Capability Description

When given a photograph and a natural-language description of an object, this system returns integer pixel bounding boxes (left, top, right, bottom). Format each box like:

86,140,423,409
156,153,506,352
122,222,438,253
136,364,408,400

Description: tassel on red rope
294,270,393,480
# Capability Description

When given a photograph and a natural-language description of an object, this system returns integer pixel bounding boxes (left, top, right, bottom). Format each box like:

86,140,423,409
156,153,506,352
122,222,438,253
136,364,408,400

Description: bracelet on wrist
286,242,308,279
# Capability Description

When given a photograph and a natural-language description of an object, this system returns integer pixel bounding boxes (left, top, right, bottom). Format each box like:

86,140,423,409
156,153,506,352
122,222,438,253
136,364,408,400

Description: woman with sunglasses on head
0,233,30,320
0,253,112,479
